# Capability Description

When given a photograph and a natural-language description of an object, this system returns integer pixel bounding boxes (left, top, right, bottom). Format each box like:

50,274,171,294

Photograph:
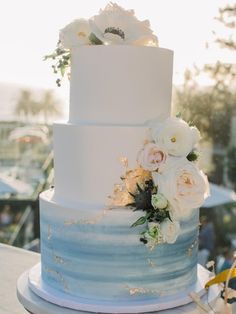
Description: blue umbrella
203,183,236,208
0,174,33,195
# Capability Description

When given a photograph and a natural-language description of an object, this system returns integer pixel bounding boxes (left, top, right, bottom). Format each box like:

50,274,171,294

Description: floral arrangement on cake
44,2,158,86
111,116,210,249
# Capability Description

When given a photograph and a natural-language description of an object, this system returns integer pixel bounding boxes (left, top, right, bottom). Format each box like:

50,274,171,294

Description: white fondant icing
69,46,173,124
53,122,148,206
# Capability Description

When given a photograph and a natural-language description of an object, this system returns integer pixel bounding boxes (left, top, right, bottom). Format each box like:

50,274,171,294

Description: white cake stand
17,264,220,314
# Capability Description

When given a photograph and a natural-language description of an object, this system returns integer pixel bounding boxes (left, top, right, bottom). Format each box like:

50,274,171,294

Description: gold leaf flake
77,31,86,38
64,208,111,226
187,239,198,257
147,258,156,268
124,285,161,296
64,219,79,226
119,156,129,168
53,254,66,265
143,139,150,145
44,266,69,291
129,287,146,295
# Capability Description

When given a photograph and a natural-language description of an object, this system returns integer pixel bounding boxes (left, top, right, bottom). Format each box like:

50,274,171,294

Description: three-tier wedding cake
27,3,210,313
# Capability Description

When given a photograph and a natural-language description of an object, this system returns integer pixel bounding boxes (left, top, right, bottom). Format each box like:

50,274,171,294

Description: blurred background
0,0,235,272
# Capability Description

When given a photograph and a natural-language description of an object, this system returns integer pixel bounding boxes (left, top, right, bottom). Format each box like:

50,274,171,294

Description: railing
31,151,54,201
8,205,33,247
1,150,54,249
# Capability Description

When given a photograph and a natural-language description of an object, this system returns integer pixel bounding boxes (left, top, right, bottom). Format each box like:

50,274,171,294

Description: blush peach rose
137,143,167,172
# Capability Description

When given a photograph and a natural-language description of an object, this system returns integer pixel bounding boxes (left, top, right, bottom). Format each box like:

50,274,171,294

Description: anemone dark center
104,27,125,39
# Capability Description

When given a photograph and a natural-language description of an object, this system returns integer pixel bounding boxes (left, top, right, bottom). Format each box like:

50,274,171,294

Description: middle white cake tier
53,122,149,206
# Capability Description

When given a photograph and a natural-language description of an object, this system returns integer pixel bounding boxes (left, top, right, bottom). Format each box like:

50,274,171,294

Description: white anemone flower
89,3,158,46
59,18,91,48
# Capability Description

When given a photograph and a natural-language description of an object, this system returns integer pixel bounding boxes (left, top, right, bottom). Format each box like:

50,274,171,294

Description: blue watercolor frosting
40,190,199,305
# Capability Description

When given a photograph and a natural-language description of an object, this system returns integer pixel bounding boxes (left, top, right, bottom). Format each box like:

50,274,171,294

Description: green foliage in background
175,4,236,142
174,4,236,187
226,147,236,190
14,90,62,124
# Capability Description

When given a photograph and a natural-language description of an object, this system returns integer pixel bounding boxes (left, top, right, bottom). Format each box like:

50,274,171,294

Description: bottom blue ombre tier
40,190,199,305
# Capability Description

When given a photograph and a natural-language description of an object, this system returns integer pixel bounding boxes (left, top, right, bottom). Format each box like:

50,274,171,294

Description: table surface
0,243,40,314
1,243,236,314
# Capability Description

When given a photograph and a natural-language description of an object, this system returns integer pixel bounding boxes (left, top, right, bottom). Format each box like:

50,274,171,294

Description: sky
0,0,235,109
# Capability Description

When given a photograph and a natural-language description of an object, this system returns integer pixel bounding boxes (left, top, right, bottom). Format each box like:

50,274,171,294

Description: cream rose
152,117,200,157
154,158,210,218
160,219,180,244
137,143,167,171
60,19,91,48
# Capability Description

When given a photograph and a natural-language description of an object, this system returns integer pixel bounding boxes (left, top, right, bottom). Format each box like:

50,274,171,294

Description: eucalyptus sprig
44,41,71,87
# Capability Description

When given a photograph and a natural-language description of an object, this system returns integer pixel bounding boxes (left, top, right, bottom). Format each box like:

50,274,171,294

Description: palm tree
14,90,39,122
37,90,62,124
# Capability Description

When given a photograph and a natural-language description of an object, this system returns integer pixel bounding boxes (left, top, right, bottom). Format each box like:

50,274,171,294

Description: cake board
17,264,221,314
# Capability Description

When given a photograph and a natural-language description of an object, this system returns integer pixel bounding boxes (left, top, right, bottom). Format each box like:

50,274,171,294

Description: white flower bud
151,193,168,209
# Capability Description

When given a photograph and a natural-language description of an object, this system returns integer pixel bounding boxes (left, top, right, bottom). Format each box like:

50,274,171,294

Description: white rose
154,158,210,219
151,193,168,209
160,219,180,244
152,117,200,157
60,19,91,48
137,143,167,171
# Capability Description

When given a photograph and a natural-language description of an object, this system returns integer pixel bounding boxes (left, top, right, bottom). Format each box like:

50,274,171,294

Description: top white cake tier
69,45,173,125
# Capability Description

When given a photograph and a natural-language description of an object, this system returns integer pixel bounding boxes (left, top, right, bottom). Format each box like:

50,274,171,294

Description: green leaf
146,212,152,219
43,53,57,60
188,120,195,127
176,112,182,118
132,207,143,212
131,216,147,228
126,202,136,207
136,183,143,193
140,230,147,235
128,191,135,198
89,33,103,45
60,65,66,77
166,211,172,221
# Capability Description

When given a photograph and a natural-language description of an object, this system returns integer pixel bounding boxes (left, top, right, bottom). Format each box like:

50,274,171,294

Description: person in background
219,248,235,272
219,248,236,304
198,215,216,266
0,204,13,227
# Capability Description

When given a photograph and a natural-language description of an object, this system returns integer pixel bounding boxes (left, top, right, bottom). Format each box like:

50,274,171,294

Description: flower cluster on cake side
111,116,210,250
44,2,158,85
